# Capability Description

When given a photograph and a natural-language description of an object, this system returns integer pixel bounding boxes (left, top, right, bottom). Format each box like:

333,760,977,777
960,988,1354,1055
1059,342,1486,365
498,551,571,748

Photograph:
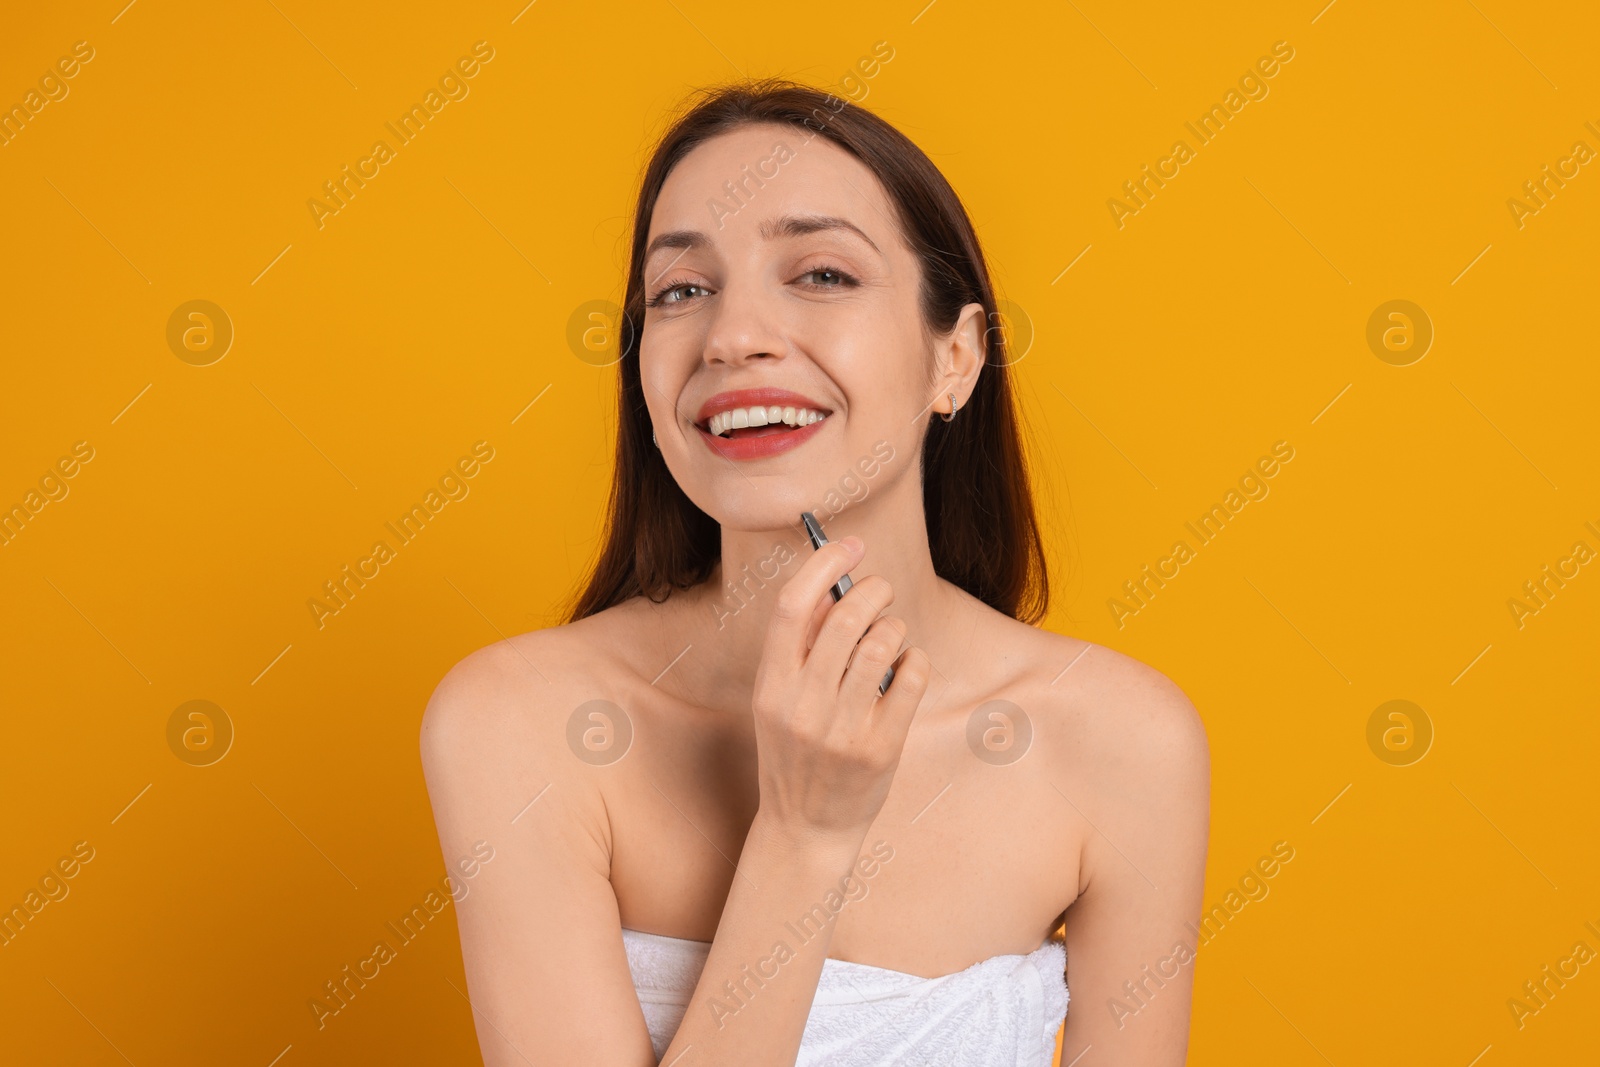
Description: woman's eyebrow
760,213,881,255
643,230,705,264
642,213,883,266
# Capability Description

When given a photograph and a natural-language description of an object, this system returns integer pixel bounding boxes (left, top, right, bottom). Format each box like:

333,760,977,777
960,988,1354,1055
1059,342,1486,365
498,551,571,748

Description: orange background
2,1,1597,1064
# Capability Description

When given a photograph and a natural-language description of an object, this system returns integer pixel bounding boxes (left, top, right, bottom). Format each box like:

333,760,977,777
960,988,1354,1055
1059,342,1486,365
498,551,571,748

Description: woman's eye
799,268,855,287
650,283,709,306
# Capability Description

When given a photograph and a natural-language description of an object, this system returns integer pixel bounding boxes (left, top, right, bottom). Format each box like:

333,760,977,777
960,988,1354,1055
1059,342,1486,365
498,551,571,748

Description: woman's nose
700,279,787,367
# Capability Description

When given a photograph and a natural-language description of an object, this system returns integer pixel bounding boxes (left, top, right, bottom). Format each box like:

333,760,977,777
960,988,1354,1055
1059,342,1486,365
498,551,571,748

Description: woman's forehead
647,124,897,247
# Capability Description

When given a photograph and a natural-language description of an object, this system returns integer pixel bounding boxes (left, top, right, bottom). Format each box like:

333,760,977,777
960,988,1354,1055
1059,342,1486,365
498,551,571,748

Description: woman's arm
421,640,658,1065
1055,654,1211,1066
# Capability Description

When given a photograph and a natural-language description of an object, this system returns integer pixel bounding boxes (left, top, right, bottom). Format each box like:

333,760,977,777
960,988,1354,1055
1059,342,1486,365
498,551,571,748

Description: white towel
622,927,1068,1066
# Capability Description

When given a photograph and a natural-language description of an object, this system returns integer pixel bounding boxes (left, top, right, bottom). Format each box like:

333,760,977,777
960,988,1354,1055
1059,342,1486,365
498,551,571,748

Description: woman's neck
651,482,968,715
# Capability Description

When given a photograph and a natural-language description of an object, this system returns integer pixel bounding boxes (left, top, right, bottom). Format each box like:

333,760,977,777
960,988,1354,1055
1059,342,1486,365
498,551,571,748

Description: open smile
693,388,833,461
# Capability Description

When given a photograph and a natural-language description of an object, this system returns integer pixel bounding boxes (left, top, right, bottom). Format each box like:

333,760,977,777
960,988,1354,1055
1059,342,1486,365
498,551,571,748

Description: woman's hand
749,535,931,848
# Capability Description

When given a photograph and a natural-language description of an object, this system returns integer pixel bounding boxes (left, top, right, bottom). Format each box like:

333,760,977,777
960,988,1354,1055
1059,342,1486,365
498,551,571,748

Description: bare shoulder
422,624,571,755
1007,625,1211,907
1008,621,1209,795
418,606,639,794
1063,636,1206,759
416,607,649,889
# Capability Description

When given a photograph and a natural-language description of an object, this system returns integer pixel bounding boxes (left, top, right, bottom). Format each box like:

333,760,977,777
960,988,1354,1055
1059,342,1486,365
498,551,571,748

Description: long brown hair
562,79,1049,625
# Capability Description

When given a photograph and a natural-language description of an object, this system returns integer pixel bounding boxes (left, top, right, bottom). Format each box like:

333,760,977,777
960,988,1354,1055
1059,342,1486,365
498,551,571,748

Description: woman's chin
704,500,832,534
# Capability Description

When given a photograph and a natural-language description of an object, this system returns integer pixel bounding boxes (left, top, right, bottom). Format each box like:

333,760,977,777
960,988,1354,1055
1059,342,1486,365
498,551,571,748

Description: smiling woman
420,78,1209,1067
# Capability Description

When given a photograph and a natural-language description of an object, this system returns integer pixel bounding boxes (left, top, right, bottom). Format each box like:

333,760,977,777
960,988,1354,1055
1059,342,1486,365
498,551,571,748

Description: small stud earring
652,428,658,447
940,392,958,423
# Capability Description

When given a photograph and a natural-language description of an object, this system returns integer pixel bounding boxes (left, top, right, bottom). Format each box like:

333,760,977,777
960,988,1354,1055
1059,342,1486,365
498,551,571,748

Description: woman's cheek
637,340,683,418
810,303,910,372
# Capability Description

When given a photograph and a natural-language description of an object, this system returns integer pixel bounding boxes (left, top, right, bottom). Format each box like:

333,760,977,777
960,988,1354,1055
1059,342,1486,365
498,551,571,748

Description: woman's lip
695,414,829,460
695,388,832,426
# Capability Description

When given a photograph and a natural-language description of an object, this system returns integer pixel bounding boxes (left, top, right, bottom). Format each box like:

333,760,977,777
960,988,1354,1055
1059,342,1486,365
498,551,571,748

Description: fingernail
840,535,864,555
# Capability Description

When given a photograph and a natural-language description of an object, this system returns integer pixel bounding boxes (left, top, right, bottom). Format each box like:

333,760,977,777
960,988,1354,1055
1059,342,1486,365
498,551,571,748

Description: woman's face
638,122,978,530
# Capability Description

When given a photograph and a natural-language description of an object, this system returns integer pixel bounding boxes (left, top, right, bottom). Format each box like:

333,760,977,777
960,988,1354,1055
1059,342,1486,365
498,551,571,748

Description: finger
764,538,865,676
838,615,908,712
868,645,932,747
804,586,833,651
807,574,894,694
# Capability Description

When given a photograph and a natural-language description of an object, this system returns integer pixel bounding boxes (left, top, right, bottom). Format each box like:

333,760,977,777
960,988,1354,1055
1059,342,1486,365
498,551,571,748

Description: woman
421,79,1209,1067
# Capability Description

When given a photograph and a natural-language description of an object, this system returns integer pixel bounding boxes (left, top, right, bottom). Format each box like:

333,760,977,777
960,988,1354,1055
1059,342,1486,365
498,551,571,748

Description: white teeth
708,404,828,437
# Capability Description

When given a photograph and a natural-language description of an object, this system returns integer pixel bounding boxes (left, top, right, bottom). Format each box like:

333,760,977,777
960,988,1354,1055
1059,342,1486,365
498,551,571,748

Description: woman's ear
931,301,988,416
